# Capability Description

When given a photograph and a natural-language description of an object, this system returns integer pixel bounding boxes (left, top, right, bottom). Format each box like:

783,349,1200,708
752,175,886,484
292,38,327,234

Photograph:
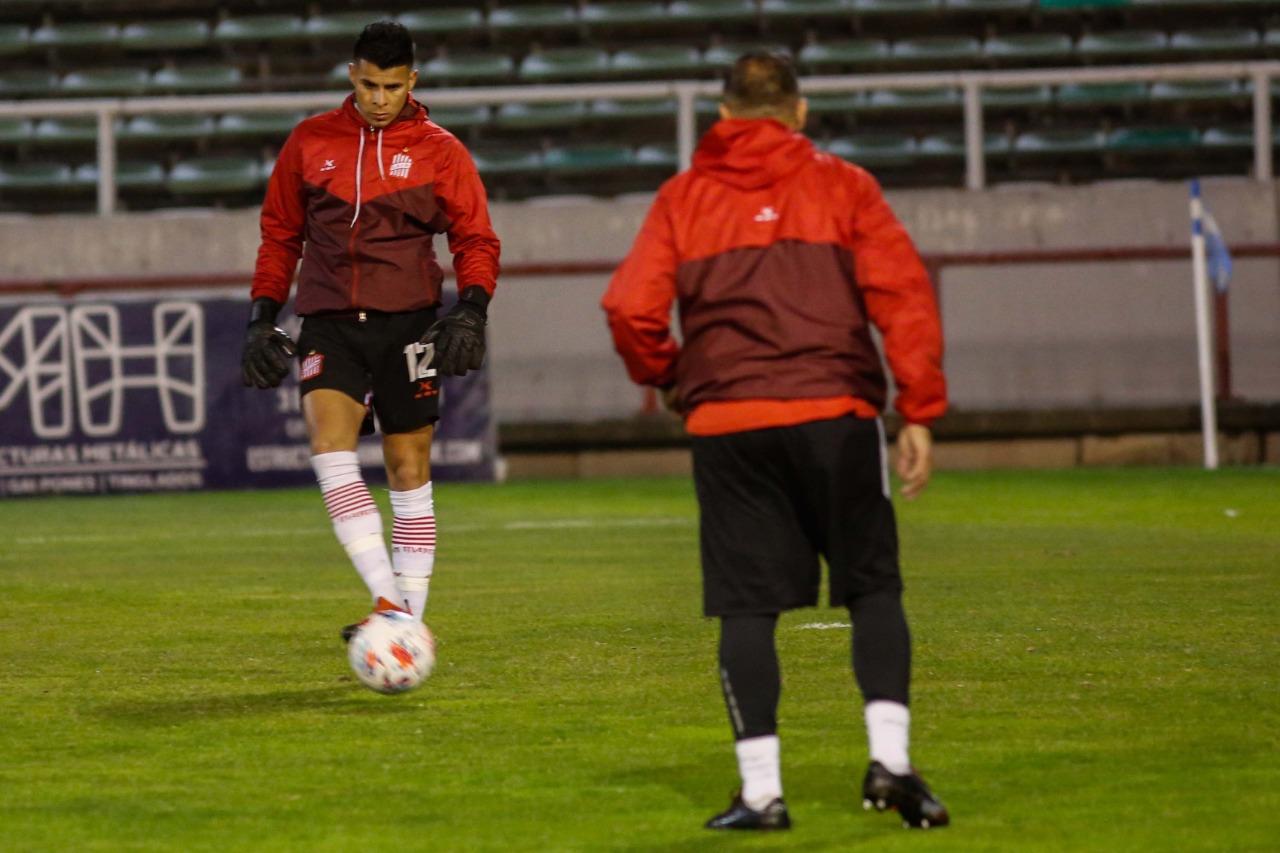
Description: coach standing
241,22,500,637
603,52,948,831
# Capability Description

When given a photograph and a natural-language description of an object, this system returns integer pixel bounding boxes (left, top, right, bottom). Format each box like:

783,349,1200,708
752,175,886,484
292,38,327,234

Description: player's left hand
895,423,933,500
424,286,489,376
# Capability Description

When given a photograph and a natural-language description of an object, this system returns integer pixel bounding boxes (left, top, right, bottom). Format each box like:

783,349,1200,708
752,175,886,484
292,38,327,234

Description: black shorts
692,415,902,617
295,308,440,435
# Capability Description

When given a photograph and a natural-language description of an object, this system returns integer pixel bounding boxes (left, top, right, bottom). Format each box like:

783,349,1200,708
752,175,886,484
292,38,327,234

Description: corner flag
1187,180,1221,470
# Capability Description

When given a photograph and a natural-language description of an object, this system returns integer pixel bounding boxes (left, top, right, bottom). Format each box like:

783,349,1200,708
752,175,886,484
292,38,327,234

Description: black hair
722,51,800,117
353,20,415,70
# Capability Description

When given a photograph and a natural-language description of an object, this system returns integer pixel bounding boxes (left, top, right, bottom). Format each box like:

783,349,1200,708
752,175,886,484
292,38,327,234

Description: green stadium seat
890,36,983,64
704,43,790,69
32,117,100,144
611,46,704,76
1149,80,1243,102
489,4,578,30
212,15,307,44
853,0,943,14
1043,0,1129,9
945,0,1030,10
73,160,167,191
866,87,962,110
984,33,1073,61
983,85,1053,108
761,0,856,18
582,2,670,27
61,68,150,97
0,162,75,192
0,117,32,144
494,101,591,129
0,70,58,97
121,114,217,142
520,47,610,81
917,132,1011,157
806,92,867,114
30,22,120,49
695,96,721,117
1168,29,1261,53
1013,129,1105,154
1106,125,1199,151
396,9,485,35
471,147,544,174
823,134,918,167
428,105,492,129
0,24,28,57
668,1,760,23
798,39,891,68
543,144,636,173
1056,82,1148,107
120,20,210,51
305,13,392,40
1077,30,1169,59
1200,127,1253,149
636,144,678,168
591,98,679,120
216,112,307,139
150,66,244,93
167,157,262,194
423,52,516,83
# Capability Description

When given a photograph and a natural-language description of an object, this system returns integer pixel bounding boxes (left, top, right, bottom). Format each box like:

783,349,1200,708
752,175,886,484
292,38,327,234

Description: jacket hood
691,118,814,190
341,94,428,131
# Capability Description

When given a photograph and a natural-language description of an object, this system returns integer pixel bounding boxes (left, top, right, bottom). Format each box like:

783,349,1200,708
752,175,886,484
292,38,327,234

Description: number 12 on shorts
404,342,438,382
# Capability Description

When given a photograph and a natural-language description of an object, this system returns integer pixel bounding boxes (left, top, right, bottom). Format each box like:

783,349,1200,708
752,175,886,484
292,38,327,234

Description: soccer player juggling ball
603,52,949,831
242,22,500,637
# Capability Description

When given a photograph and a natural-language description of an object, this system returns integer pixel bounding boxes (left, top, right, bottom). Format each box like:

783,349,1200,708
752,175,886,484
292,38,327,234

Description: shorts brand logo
300,352,324,381
320,159,337,172
390,153,412,179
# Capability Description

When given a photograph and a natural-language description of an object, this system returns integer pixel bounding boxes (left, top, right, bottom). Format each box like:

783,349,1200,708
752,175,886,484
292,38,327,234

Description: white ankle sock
735,735,782,810
390,481,436,620
311,451,400,606
865,700,911,775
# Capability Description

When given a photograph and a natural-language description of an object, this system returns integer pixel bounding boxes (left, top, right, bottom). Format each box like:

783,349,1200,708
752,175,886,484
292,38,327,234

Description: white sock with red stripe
311,451,401,606
389,481,436,620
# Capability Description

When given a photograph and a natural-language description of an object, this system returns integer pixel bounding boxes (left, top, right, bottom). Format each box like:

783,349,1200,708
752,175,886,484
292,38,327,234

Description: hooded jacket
602,118,946,435
251,95,500,316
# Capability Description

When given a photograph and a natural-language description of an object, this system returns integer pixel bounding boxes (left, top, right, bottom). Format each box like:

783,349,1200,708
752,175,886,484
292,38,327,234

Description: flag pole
1188,180,1219,470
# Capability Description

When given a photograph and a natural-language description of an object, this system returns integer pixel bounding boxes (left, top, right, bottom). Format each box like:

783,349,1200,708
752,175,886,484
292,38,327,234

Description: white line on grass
13,516,694,546
795,622,852,630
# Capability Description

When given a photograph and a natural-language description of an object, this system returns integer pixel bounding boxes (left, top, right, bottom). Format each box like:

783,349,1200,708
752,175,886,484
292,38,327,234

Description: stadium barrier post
1187,179,1220,470
675,83,697,173
963,78,985,190
96,109,117,216
1251,68,1273,182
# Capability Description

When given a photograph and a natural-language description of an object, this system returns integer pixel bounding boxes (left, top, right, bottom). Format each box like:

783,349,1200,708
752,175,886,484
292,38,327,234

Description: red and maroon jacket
252,95,500,316
602,118,946,432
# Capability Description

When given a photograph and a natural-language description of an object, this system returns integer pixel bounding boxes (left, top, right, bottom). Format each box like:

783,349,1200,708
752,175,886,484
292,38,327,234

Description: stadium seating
0,0,1275,208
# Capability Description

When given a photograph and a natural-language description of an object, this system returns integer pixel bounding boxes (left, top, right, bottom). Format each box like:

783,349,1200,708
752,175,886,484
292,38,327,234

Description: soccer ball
347,610,436,694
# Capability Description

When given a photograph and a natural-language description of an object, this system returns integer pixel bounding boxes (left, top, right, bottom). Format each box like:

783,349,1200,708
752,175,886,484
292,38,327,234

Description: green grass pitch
1,469,1277,851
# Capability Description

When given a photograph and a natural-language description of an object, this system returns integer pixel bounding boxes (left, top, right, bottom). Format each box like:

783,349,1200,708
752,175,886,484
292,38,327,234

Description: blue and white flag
1190,179,1233,294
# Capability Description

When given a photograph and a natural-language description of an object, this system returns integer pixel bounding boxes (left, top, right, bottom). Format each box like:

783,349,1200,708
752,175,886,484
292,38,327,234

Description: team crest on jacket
390,153,412,179
300,352,324,381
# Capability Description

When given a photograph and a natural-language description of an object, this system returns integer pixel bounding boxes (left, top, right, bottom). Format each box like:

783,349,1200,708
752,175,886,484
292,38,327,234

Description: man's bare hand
660,385,683,415
895,423,933,500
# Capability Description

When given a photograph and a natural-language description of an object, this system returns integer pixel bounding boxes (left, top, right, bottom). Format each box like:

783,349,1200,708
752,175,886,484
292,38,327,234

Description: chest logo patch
390,152,412,179
320,159,337,172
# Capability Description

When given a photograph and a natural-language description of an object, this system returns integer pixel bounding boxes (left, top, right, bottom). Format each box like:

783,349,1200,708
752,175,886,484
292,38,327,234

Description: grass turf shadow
92,684,428,726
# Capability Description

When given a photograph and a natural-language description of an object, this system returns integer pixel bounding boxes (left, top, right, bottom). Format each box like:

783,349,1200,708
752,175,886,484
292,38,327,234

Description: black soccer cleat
861,761,949,829
704,792,791,831
340,621,361,644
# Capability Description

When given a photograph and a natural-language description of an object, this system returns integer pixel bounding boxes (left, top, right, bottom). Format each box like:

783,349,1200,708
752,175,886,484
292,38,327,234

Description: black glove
423,286,489,377
241,297,296,389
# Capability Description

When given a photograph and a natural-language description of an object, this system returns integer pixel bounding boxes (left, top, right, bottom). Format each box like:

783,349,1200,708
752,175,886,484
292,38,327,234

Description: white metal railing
0,61,1275,215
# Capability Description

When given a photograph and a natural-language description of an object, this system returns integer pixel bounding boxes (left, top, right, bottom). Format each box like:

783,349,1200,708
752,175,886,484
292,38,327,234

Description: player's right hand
241,298,296,389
